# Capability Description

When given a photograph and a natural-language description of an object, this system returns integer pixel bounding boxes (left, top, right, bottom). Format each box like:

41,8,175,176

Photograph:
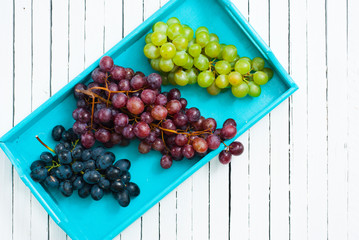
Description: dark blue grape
78,183,92,198
113,190,130,207
69,174,78,182
96,153,115,170
114,159,131,171
30,167,48,182
121,171,131,183
52,125,65,141
91,146,106,159
55,165,73,180
55,143,66,154
40,152,53,164
81,149,92,161
73,176,85,190
72,161,84,173
63,142,72,150
91,185,104,201
71,146,83,159
58,150,73,164
98,177,110,190
83,170,101,184
30,160,46,171
83,160,96,171
44,175,59,188
126,182,140,197
62,128,78,143
105,166,122,181
110,179,125,192
59,180,73,197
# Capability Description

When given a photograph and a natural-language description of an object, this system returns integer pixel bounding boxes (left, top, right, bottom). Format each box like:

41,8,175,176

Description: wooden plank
159,191,177,240
176,177,193,240
0,0,14,239
327,0,348,239
347,0,359,239
13,0,32,239
289,0,309,238
307,0,328,239
104,0,123,52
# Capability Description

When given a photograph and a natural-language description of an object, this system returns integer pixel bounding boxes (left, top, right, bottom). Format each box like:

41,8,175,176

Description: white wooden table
1,0,359,239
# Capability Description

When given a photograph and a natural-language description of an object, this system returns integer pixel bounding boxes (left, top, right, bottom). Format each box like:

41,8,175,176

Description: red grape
175,134,188,147
161,119,176,135
192,138,208,153
141,112,154,124
73,121,87,135
122,124,135,139
95,128,111,143
179,98,187,109
151,105,168,120
220,125,237,139
141,89,156,104
173,113,188,127
170,146,183,160
147,73,162,90
133,122,150,139
99,56,114,72
202,118,217,131
124,68,134,80
155,94,167,105
81,132,95,149
98,108,113,123
186,107,201,122
206,134,221,150
160,155,173,169
110,132,122,145
191,116,205,131
229,141,244,156
118,79,130,91
114,113,129,127
91,68,107,84
182,144,195,159
168,88,181,100
219,150,232,164
112,93,127,109
138,141,151,154
130,75,146,90
127,97,145,115
74,83,86,99
223,118,237,127
166,100,182,115
110,66,126,81
152,138,165,151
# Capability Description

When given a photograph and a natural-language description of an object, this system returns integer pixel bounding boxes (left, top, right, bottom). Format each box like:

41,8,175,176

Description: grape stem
35,135,56,154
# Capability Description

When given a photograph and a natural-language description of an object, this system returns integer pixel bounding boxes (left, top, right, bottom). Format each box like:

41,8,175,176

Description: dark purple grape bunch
30,125,140,207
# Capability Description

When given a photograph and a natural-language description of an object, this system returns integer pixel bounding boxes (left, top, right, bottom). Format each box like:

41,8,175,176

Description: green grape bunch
143,17,274,98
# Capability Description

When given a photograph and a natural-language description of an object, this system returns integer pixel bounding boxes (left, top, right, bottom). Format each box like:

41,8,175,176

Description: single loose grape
159,58,174,72
160,43,176,59
232,82,249,98
193,54,210,71
145,33,152,44
150,58,161,71
196,32,210,47
143,43,160,59
209,33,219,42
252,57,265,71
188,44,202,58
173,51,189,66
248,81,261,97
195,26,209,36
183,25,194,41
151,31,167,46
183,55,194,70
253,71,269,85
197,71,215,88
172,36,188,51
235,59,251,74
262,67,274,80
228,71,243,86
205,41,221,58
222,45,237,62
215,60,231,75
167,17,180,26
207,82,221,95
167,23,184,40
215,74,230,88
174,69,189,86
186,68,198,84
152,21,168,33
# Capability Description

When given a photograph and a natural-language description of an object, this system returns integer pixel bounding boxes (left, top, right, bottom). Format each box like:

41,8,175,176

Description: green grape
262,67,274,80
150,58,161,71
174,69,189,86
160,43,176,59
183,25,194,41
217,44,226,60
187,38,196,48
161,73,169,85
207,82,221,95
232,82,249,98
253,71,268,85
143,43,160,59
151,31,167,46
167,17,181,26
183,55,194,70
188,43,202,58
170,65,179,73
240,56,252,64
222,45,237,62
228,71,243,86
168,72,176,85
152,21,168,33
193,54,210,71
197,70,215,88
186,68,198,84
196,32,210,47
159,58,174,72
235,59,251,74
167,23,184,40
215,60,231,75
248,81,261,97
173,51,189,66
195,26,209,36
209,33,219,42
205,42,221,58
172,36,188,51
145,33,152,44
215,74,230,88
252,57,265,71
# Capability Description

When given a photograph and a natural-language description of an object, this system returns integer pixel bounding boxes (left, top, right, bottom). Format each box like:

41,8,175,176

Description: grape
91,185,104,201
223,118,237,127
193,54,209,71
145,33,152,43
166,100,182,114
98,108,112,123
188,43,202,58
110,132,122,145
126,182,140,197
173,112,188,127
228,71,243,86
168,88,181,100
174,69,189,86
209,33,219,42
240,56,252,64
179,98,187,109
59,180,73,197
186,68,198,84
262,68,274,80
222,45,237,62
144,131,157,144
183,55,194,70
152,138,165,151
106,82,119,98
130,74,146,90
207,82,221,95
112,93,127,109
160,43,176,59
44,175,59,188
141,89,156,104
167,23,184,40
114,113,129,127
127,97,145,115
168,72,176,85
215,74,229,88
175,134,188,147
122,124,135,139
138,141,151,154
167,17,180,26
205,41,221,58
95,128,111,143
192,138,208,153
52,125,65,141
91,68,107,84
99,56,114,72
150,58,161,71
111,179,125,193
159,58,174,72
196,31,210,47
160,155,173,169
151,31,167,46
182,25,194,41
229,141,244,156
220,125,237,139
252,57,265,71
147,73,162,89
219,150,232,164
248,81,261,97
197,70,215,88
215,60,231,75
144,43,160,59
253,71,269,85
235,59,251,74
182,144,195,159
186,107,201,122
73,121,87,135
232,82,249,98
77,99,86,108
195,26,209,36
118,79,130,91
155,94,168,105
134,122,151,139
152,21,168,33
206,134,221,150
74,83,86,99
173,51,189,66
124,68,135,80
172,36,188,51
162,119,176,135
30,167,48,182
111,66,126,81
202,118,217,131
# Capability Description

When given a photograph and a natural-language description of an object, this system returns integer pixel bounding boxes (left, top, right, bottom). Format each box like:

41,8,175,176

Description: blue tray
0,0,297,239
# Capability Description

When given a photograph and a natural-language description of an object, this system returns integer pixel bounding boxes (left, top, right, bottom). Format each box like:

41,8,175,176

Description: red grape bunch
72,56,244,168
